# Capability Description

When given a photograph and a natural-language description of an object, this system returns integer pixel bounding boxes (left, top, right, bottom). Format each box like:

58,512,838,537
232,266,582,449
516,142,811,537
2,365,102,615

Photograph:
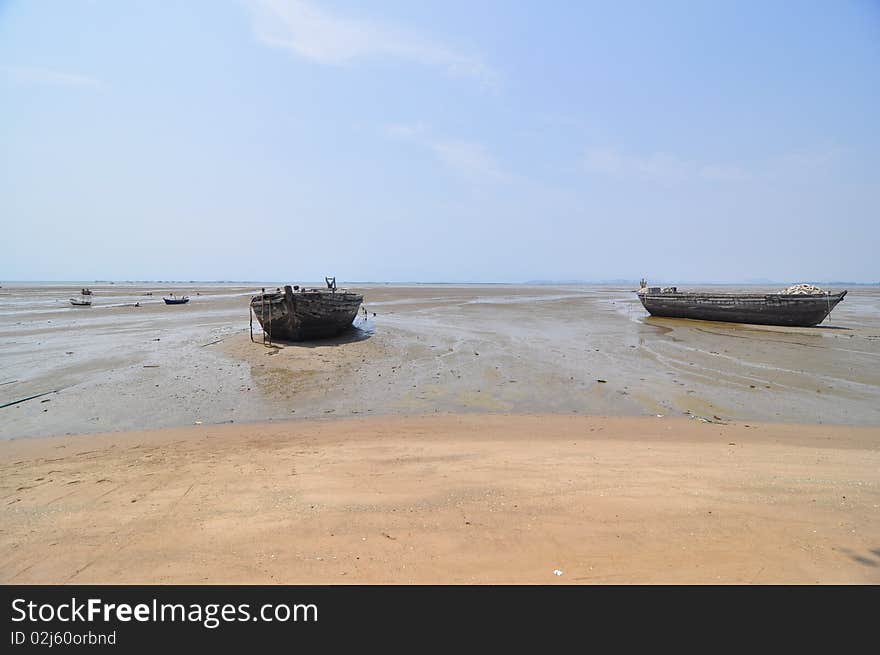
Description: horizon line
1,279,878,286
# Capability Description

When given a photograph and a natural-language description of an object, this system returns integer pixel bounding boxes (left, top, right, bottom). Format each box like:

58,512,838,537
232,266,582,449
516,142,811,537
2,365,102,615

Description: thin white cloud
585,146,844,184
383,122,428,140
765,149,842,180
584,147,749,184
429,140,506,183
248,0,498,86
5,66,102,89
385,122,508,183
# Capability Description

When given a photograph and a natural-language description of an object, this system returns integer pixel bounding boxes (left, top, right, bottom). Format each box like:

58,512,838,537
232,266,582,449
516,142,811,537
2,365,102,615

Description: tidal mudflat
2,283,879,439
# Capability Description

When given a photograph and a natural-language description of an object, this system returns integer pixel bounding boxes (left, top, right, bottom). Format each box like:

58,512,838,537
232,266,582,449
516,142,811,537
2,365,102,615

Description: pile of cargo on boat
782,283,826,295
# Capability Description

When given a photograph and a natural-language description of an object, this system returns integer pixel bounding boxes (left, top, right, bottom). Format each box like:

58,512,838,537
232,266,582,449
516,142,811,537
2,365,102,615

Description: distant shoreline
2,279,878,286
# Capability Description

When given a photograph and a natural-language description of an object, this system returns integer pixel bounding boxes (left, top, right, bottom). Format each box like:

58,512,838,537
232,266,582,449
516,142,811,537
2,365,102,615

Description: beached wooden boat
251,283,363,341
636,286,847,327
163,296,190,305
69,297,92,306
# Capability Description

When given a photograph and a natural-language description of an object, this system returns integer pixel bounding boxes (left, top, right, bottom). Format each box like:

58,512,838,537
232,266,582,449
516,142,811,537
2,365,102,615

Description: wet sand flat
1,283,879,438
1,414,878,584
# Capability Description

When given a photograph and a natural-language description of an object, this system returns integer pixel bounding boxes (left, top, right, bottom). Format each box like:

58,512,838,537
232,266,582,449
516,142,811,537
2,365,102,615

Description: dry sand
2,414,878,584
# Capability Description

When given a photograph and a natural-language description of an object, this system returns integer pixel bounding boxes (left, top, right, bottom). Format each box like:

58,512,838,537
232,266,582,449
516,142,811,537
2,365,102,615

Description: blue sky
1,0,878,282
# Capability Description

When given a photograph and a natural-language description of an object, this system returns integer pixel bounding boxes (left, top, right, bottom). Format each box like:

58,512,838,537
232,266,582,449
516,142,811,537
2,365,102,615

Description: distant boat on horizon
70,287,93,306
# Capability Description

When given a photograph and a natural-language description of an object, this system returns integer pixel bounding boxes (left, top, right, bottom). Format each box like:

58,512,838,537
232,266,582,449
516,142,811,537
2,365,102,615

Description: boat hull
637,291,846,327
251,285,363,341
163,298,189,305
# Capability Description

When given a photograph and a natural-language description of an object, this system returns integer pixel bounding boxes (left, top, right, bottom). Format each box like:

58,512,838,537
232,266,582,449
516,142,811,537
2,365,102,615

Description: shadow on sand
837,546,880,568
262,320,375,349
644,316,851,332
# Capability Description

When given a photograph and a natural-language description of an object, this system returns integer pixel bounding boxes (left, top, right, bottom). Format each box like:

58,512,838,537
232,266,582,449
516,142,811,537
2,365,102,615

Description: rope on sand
0,389,61,409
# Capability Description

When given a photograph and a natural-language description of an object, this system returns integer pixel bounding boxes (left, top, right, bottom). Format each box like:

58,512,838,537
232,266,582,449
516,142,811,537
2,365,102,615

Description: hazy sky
1,0,878,283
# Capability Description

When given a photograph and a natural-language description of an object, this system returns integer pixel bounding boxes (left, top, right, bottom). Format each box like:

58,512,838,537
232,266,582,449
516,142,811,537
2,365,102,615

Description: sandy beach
1,414,878,584
1,283,879,583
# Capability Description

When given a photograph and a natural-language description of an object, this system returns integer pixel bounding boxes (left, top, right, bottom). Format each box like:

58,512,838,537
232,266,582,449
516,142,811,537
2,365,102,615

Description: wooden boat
69,297,92,306
251,282,363,341
636,285,847,327
163,296,190,305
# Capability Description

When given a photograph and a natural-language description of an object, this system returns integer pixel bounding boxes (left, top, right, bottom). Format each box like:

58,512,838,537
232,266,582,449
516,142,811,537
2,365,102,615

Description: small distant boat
69,297,92,307
250,277,363,341
163,296,190,305
636,282,846,327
